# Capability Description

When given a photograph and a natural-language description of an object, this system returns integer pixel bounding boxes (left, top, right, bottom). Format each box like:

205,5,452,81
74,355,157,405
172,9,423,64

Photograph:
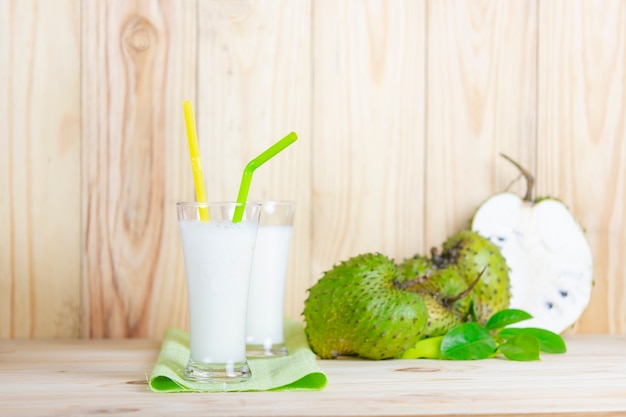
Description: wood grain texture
0,0,81,338
537,0,626,333
1,335,626,416
196,0,312,320
2,0,626,338
0,0,11,338
425,0,538,248
81,0,197,337
312,0,427,280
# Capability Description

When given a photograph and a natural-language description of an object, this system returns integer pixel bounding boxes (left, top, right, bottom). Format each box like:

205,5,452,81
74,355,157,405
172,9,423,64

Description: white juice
246,224,293,350
178,219,258,365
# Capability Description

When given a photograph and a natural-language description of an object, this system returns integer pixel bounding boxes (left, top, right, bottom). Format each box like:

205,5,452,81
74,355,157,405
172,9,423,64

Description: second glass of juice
246,201,295,357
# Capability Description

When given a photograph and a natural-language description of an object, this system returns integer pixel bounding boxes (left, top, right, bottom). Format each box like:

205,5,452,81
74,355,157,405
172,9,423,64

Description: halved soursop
471,155,593,334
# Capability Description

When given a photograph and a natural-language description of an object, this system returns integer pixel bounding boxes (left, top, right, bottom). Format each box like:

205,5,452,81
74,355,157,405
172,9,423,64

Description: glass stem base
246,342,288,358
183,359,251,383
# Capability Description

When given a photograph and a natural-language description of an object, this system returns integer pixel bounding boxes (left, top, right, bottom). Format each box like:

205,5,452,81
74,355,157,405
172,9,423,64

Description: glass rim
176,201,261,208
249,200,295,205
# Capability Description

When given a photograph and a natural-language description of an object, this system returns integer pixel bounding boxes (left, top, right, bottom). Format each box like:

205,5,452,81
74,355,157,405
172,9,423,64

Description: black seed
560,290,568,297
546,301,554,309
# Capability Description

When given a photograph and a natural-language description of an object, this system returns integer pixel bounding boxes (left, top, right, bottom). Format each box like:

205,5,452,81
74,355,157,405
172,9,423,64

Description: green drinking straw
232,132,298,222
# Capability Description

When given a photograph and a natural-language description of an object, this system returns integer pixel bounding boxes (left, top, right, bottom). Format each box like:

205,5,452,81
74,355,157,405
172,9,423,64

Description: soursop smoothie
246,201,295,357
177,202,260,383
246,224,293,353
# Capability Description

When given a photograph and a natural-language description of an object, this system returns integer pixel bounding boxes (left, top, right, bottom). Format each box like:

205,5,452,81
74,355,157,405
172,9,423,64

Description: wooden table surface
1,335,625,417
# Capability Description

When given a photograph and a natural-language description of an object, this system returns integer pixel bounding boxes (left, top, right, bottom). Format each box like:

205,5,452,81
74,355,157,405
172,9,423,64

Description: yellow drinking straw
183,100,209,221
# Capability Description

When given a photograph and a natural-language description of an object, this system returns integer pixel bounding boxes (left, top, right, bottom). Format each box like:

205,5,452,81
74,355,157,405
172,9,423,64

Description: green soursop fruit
397,254,433,282
471,155,593,333
419,291,466,338
396,261,473,334
303,231,510,360
439,230,511,323
303,253,429,359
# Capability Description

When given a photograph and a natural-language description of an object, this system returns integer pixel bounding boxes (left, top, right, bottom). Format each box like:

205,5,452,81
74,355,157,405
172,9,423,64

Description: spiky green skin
441,230,510,323
403,266,466,302
419,294,464,338
303,231,510,360
397,260,472,337
303,253,429,360
396,255,433,283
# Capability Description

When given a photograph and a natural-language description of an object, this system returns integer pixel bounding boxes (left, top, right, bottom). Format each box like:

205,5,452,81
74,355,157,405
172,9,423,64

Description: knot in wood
123,17,156,53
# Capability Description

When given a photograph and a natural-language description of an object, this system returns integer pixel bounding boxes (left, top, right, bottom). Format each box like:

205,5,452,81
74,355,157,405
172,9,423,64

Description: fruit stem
500,153,535,201
442,266,486,305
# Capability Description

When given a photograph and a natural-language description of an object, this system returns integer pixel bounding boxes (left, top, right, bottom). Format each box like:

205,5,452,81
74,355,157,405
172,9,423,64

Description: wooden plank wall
1,0,625,339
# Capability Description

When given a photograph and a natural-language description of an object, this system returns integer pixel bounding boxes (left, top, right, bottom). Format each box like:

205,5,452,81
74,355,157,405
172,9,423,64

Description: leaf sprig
401,308,566,361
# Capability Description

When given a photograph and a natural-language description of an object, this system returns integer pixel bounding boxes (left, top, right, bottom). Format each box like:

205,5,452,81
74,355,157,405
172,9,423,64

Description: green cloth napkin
149,320,327,392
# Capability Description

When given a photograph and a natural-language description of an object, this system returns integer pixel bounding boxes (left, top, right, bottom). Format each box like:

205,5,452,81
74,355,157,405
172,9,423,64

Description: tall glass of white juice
177,201,261,383
246,201,295,357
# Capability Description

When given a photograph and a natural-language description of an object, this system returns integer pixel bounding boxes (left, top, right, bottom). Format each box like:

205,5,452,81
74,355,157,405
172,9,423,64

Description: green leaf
499,334,541,361
441,323,497,360
485,309,533,330
400,336,444,359
498,327,567,354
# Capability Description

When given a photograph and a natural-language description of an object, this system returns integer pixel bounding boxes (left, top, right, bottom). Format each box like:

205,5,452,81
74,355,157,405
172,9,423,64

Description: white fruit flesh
471,193,593,334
